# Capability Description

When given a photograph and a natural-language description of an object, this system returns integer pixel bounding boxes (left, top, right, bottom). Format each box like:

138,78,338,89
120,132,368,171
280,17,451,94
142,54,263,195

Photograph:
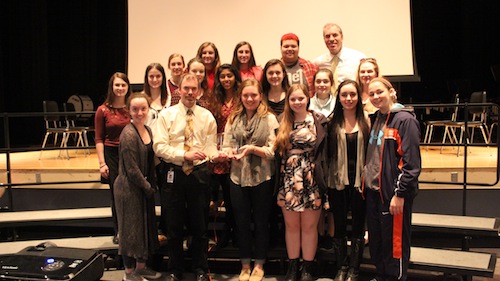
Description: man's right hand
184,150,207,161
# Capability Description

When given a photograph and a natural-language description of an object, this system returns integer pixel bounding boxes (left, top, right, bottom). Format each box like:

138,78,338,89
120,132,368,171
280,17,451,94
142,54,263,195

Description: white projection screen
127,0,416,84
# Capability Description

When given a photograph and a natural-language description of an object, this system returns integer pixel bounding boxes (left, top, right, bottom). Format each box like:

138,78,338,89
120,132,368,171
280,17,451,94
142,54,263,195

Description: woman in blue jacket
363,77,421,281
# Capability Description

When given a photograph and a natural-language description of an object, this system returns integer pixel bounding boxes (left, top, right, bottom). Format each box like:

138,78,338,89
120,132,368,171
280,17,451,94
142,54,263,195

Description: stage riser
2,188,500,218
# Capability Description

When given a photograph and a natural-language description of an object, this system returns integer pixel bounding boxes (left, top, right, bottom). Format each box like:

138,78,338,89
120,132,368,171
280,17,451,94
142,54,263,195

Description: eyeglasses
360,57,377,63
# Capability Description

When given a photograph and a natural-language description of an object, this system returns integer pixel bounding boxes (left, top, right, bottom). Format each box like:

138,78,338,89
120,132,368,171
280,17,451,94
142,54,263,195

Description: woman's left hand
233,145,254,160
389,196,405,215
211,151,229,163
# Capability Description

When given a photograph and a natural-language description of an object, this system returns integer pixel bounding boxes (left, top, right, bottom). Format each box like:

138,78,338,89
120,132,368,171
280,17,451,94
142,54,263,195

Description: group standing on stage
96,22,421,281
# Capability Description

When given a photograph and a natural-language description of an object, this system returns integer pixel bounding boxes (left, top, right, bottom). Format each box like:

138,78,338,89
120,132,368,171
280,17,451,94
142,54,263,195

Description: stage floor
0,146,499,190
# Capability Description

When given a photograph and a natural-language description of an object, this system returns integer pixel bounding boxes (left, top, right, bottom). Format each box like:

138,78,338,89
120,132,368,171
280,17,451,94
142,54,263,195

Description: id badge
166,168,174,183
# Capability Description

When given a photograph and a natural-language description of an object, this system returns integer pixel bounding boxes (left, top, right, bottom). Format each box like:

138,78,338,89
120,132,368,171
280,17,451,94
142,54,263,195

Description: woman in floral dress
274,84,328,281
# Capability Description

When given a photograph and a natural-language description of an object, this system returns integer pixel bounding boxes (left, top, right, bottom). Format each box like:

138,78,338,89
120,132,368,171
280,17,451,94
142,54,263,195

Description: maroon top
94,104,130,147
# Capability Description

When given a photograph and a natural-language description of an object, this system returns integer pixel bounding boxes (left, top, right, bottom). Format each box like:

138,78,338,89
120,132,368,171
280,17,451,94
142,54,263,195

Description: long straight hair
210,64,242,119
274,84,310,156
143,63,167,106
231,41,257,70
328,80,370,160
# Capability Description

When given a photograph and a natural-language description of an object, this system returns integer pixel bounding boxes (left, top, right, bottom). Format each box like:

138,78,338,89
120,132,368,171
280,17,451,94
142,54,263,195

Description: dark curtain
0,0,126,147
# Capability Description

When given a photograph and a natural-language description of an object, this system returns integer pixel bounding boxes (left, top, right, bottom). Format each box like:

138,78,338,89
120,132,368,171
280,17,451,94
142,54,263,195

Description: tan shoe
238,268,251,281
249,267,264,281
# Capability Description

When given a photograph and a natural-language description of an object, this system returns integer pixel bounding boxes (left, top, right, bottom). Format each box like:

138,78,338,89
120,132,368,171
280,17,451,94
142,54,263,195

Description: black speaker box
0,244,104,281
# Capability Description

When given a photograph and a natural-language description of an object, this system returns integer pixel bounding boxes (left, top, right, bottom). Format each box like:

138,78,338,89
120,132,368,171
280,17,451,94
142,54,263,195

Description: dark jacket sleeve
313,112,329,194
394,114,421,198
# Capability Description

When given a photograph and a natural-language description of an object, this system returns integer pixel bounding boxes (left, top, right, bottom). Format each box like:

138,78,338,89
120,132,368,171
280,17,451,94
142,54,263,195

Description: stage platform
1,146,499,190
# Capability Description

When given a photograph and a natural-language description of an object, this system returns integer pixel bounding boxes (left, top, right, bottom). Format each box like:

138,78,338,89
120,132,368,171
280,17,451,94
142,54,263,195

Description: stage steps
0,208,498,279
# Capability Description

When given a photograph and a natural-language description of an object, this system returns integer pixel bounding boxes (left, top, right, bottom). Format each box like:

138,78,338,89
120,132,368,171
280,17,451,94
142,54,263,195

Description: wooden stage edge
0,147,499,190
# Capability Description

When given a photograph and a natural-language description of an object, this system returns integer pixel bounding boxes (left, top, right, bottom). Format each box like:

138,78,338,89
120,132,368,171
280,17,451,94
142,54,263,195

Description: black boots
333,237,364,281
285,258,299,281
345,238,364,281
333,237,348,281
285,259,315,281
300,260,314,281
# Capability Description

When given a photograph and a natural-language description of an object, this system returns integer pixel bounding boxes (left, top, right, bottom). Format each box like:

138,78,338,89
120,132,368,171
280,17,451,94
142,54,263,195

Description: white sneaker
123,272,147,281
135,267,162,279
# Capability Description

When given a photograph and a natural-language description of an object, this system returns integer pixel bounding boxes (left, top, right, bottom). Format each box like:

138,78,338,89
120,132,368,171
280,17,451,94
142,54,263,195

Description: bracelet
100,163,107,168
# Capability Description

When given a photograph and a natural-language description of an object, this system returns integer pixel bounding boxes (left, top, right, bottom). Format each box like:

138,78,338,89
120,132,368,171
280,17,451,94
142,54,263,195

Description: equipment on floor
0,242,104,281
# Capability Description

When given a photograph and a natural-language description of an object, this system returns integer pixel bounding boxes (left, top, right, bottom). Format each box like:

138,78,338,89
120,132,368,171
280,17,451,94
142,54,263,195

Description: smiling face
289,88,309,115
368,81,395,114
359,61,377,85
339,83,359,111
281,39,299,65
219,69,236,91
179,76,200,108
266,64,284,87
113,77,128,97
323,25,343,55
241,85,262,114
201,46,215,65
314,72,332,98
188,61,206,84
129,97,149,125
147,67,163,90
169,56,184,77
237,44,251,65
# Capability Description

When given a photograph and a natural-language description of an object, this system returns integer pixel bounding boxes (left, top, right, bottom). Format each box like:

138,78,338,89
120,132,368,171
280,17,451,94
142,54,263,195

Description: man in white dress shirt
153,73,226,281
314,23,366,93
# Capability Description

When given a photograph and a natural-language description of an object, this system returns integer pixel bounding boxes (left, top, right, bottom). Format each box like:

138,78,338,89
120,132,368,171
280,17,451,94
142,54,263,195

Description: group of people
94,23,421,281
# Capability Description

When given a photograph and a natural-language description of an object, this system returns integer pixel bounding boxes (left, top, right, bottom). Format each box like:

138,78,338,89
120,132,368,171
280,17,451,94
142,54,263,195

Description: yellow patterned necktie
331,55,340,94
182,109,194,175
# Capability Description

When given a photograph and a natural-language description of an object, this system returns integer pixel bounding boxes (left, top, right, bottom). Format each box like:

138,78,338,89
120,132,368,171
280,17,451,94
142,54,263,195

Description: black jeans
230,180,273,263
104,146,119,235
162,163,210,276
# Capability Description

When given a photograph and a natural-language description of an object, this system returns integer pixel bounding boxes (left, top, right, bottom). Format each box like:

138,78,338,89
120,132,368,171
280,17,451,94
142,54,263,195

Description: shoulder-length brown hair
104,72,131,107
196,42,221,71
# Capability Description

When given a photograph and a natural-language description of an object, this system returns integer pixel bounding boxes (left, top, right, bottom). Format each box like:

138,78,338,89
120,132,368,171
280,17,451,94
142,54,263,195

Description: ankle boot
300,260,314,281
345,238,364,281
285,258,299,281
333,266,348,281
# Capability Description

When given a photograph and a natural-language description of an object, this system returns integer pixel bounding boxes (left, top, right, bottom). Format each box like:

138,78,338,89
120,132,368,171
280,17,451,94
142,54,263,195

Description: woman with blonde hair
364,77,420,281
356,58,380,113
223,78,279,281
167,53,185,106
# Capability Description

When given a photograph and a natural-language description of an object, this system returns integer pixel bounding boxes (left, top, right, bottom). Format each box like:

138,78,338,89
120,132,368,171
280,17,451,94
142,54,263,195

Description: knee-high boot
285,258,299,281
346,238,365,281
333,238,348,281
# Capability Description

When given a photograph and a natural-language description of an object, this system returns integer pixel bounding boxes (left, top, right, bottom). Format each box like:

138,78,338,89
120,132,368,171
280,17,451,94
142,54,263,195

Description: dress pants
162,163,210,276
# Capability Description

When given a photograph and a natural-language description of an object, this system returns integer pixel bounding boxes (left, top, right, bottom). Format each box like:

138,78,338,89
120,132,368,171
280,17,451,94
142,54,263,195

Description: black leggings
329,186,366,239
